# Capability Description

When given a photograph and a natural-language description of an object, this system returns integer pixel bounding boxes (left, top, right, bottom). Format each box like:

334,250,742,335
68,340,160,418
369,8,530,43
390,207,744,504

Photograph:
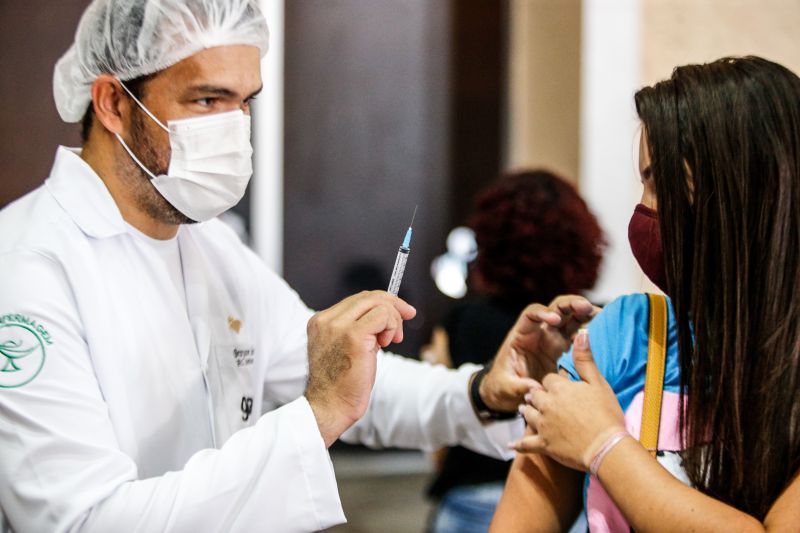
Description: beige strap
641,293,668,457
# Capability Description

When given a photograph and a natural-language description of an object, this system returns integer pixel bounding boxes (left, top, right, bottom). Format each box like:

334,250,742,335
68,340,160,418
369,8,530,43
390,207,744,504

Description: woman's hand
510,330,627,472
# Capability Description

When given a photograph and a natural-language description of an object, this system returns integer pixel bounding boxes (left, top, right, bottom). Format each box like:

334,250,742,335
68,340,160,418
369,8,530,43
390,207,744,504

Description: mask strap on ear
114,133,158,180
118,80,169,132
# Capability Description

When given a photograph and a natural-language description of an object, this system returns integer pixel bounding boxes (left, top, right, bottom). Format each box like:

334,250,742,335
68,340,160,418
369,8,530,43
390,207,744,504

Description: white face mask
114,82,253,222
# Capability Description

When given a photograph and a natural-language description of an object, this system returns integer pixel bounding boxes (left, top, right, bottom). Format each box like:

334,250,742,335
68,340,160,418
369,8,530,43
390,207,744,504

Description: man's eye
195,97,217,107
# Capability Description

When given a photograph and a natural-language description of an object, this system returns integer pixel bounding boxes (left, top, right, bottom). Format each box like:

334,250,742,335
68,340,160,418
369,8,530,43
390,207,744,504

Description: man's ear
90,75,130,135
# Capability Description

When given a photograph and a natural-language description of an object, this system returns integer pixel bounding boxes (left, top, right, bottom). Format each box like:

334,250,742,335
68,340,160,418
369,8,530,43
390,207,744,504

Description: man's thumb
573,329,601,384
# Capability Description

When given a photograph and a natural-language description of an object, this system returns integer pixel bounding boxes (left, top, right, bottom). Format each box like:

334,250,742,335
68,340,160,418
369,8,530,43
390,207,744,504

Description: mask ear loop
115,80,169,180
118,80,169,132
114,133,159,180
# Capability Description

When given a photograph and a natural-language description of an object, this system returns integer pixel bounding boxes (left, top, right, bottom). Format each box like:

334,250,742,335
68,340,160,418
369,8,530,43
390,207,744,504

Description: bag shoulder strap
640,293,668,457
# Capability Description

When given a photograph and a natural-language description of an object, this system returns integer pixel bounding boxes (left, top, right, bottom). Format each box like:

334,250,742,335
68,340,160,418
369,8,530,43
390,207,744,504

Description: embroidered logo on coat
0,314,52,388
228,316,242,334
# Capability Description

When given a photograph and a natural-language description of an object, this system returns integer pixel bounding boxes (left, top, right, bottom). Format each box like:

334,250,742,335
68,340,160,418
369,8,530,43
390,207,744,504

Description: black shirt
427,297,521,499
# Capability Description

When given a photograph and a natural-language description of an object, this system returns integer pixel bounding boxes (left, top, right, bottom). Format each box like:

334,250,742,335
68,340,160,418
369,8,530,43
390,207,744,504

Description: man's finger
558,312,596,341
356,304,400,340
376,329,394,348
551,294,592,312
391,320,405,345
528,380,544,393
553,295,598,325
566,300,598,318
515,304,561,334
572,329,602,384
501,375,540,399
335,291,417,323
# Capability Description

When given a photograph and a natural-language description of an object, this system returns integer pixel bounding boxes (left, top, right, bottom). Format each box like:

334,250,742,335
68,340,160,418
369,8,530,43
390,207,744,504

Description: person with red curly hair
425,169,606,533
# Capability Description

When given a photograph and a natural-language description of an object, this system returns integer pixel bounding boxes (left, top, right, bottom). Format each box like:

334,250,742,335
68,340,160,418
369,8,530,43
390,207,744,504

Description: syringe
387,206,417,296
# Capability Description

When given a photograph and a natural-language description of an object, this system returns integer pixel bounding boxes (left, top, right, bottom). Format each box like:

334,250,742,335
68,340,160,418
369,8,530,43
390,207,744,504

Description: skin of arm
490,431,584,533
595,436,800,532
512,332,800,532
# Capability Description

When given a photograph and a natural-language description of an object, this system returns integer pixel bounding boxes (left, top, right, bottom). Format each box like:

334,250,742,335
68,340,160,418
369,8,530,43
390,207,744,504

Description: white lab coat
0,147,522,533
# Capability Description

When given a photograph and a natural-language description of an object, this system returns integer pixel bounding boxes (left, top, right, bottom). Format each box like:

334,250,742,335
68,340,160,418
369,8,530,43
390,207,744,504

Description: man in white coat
0,1,596,531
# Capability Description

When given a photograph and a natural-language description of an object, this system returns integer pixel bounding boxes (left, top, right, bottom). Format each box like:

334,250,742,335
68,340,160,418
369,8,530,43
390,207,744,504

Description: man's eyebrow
184,84,264,100
185,85,239,98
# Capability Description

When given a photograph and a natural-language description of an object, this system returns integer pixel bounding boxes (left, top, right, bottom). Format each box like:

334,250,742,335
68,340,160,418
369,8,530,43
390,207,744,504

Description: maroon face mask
628,203,668,293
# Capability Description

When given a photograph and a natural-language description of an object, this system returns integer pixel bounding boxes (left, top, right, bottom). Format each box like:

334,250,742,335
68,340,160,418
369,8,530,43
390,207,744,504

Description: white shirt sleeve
340,352,524,460
0,250,344,533
245,255,524,460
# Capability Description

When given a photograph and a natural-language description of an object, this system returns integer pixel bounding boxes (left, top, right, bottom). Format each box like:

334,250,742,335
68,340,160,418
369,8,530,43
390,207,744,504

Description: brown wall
449,1,507,225
283,1,506,353
0,1,88,207
642,0,800,86
505,0,582,183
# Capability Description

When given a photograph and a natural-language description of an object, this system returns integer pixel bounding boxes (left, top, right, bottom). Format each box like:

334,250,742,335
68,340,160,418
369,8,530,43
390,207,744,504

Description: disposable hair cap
53,0,269,122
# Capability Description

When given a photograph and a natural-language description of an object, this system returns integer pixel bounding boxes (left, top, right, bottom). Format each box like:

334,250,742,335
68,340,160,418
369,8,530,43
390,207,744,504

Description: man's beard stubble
116,108,195,225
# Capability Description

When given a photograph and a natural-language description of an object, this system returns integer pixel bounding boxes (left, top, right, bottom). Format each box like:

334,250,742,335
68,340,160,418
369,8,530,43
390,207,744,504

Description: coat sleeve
341,353,524,460
0,250,345,533
244,255,524,459
244,254,524,460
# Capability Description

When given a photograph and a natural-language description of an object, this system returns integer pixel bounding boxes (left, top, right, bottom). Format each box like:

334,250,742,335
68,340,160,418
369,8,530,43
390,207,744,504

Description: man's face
117,45,263,224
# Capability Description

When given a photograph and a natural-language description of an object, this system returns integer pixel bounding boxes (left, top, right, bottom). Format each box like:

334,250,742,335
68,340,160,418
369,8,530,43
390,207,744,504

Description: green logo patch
0,314,52,388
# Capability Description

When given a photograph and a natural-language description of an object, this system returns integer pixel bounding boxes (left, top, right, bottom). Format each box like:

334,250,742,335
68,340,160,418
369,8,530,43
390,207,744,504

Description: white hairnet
54,0,269,123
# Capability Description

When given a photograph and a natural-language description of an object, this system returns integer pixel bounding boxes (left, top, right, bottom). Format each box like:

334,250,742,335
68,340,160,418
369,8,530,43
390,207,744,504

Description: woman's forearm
597,437,764,532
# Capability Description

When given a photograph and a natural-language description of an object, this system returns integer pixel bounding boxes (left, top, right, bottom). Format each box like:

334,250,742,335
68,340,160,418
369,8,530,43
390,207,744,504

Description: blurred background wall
505,0,581,181
280,1,507,353
641,0,800,86
2,1,800,531
0,2,85,205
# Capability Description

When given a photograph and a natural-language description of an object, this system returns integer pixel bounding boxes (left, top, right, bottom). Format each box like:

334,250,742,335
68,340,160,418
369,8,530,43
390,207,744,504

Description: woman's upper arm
764,469,800,530
490,438,584,533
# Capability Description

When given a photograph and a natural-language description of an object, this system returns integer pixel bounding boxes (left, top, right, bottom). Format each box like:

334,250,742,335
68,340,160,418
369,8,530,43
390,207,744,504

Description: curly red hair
469,169,605,305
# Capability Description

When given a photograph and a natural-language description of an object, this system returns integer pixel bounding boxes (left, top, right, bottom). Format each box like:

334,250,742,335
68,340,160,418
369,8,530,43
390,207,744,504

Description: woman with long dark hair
491,56,800,531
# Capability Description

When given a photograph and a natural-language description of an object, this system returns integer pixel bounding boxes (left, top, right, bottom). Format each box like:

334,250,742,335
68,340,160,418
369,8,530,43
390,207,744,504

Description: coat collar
45,146,128,239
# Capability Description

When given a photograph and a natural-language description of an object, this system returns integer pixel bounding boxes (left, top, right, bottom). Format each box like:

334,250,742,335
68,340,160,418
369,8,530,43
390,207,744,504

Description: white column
252,0,284,274
579,0,646,302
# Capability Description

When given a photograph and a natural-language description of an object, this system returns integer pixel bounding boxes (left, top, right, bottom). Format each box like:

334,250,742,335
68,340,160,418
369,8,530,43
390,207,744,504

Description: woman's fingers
508,432,546,453
572,329,603,384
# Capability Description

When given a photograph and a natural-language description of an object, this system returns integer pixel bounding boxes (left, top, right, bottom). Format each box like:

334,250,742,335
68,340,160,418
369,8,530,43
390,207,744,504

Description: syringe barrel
387,246,410,296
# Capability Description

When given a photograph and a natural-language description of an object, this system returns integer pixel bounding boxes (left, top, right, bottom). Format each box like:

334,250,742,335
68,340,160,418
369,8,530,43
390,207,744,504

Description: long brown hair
635,56,800,519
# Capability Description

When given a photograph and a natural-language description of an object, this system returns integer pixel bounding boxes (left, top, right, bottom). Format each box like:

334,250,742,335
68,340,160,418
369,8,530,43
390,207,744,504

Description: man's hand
478,295,599,414
305,291,416,447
